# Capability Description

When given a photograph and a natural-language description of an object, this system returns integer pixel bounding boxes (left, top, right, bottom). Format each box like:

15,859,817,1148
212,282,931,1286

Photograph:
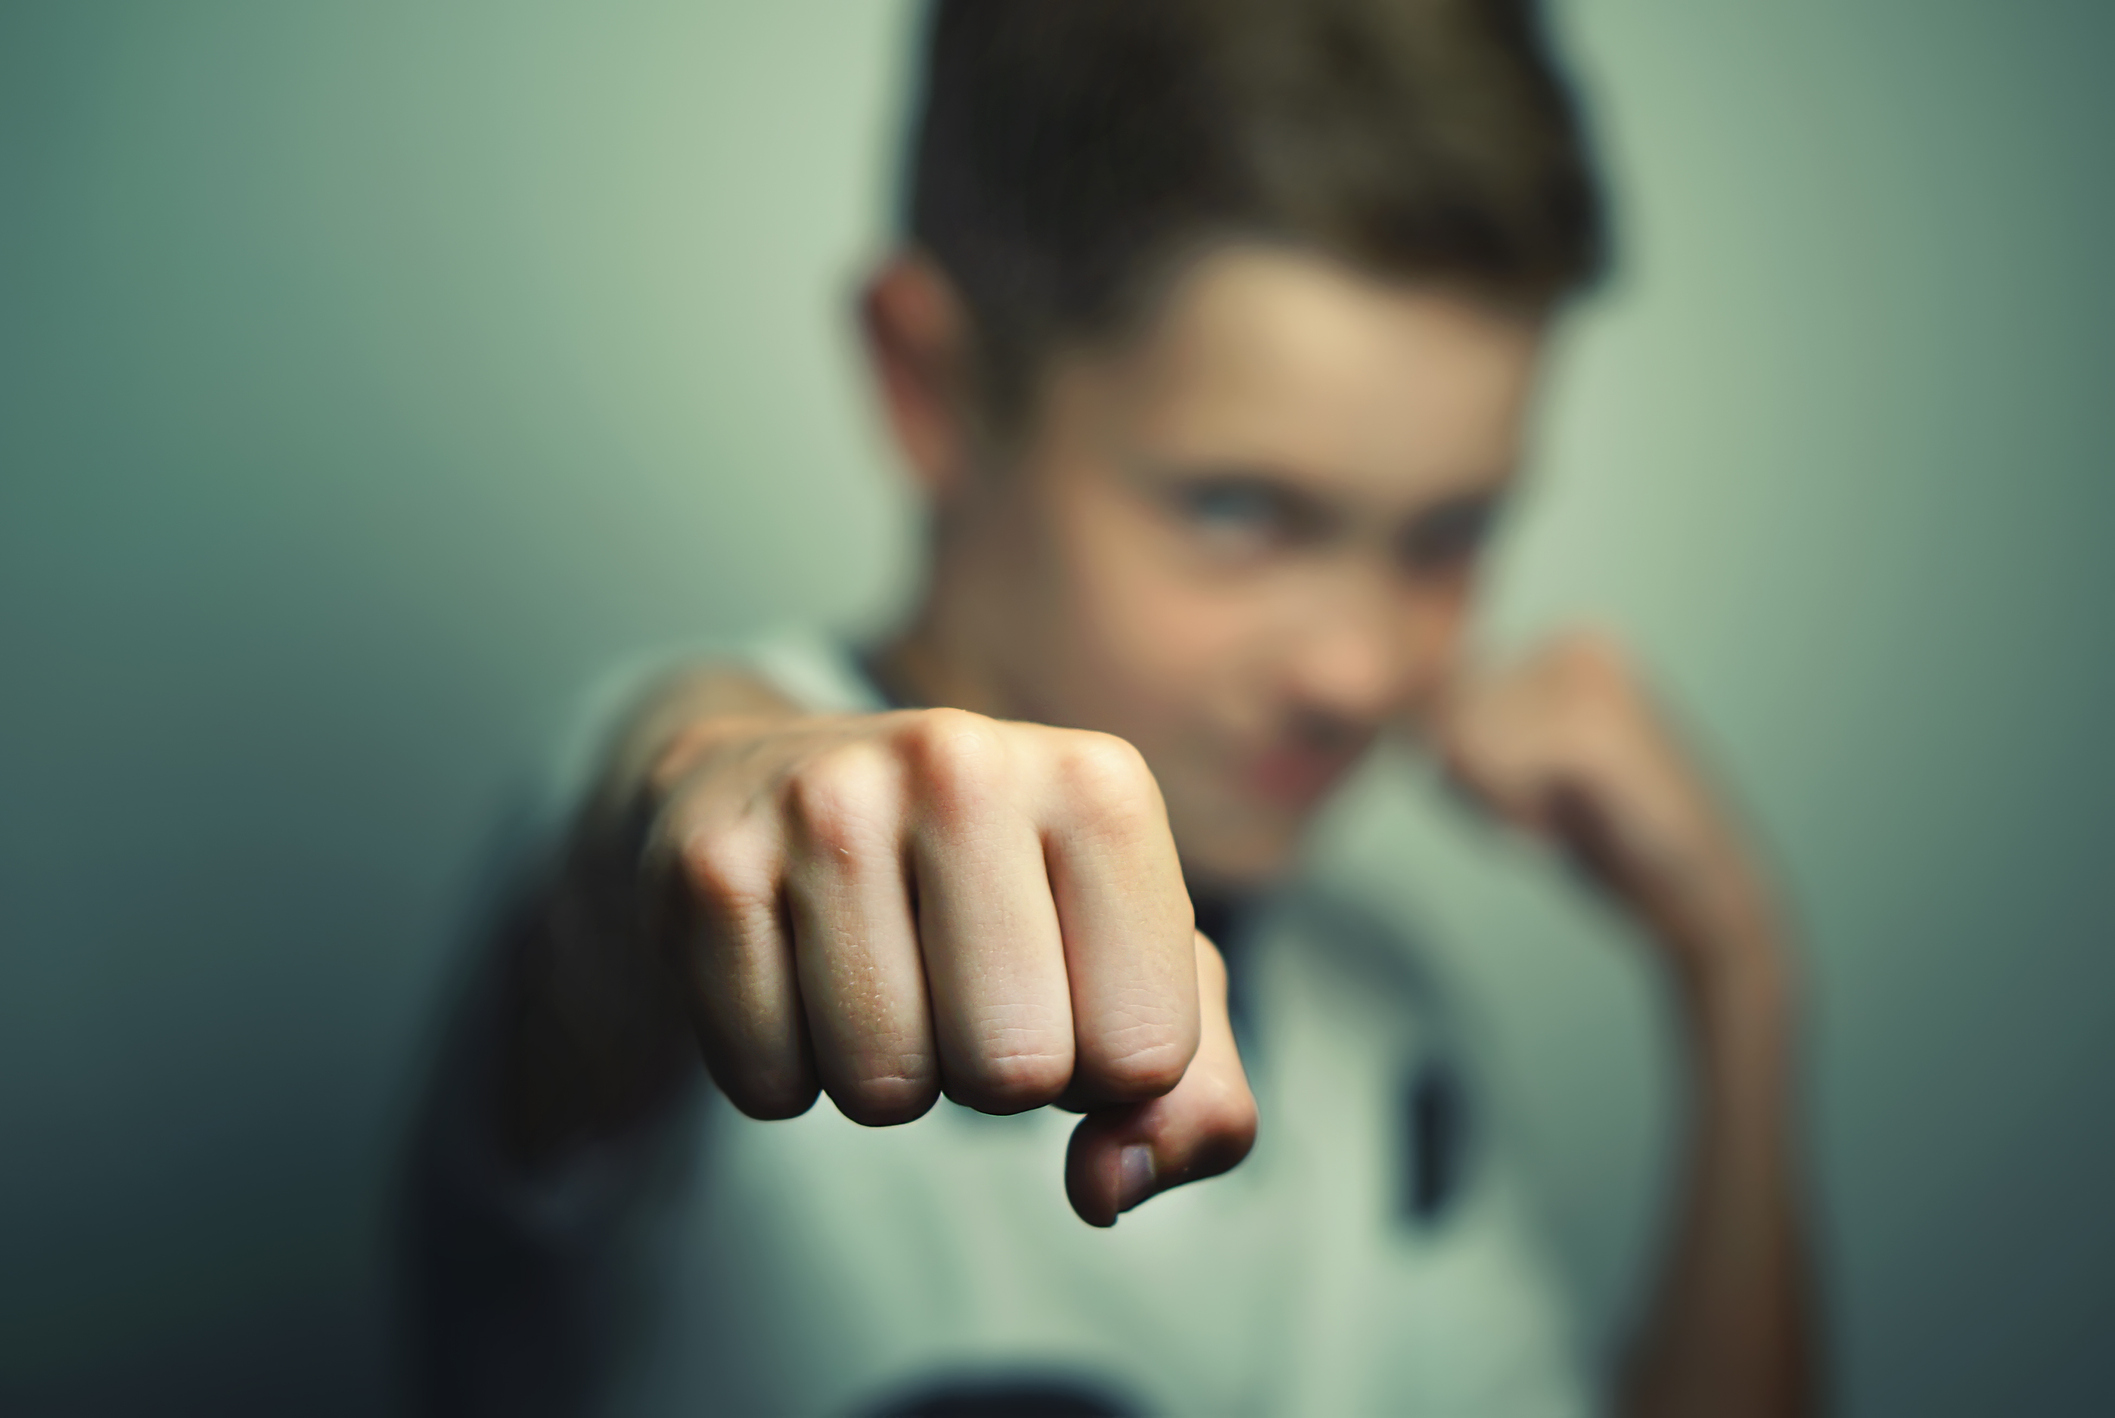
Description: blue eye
1159,471,1327,554
1186,483,1278,529
1175,480,1285,541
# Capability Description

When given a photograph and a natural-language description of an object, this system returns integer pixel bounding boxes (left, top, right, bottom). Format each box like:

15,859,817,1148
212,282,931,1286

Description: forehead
1101,245,1545,502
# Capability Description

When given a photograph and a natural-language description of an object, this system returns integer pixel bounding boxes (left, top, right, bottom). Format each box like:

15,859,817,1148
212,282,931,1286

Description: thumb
1064,932,1258,1227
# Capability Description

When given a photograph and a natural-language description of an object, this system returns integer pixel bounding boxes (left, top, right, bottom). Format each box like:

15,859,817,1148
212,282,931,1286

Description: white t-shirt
414,631,1591,1418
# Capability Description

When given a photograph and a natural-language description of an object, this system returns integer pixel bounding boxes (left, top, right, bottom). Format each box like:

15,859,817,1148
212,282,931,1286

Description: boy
406,2,1817,1413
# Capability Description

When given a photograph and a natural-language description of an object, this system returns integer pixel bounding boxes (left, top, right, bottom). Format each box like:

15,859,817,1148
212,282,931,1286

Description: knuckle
1081,991,1199,1100
709,1058,819,1123
1554,626,1629,686
830,1067,940,1128
678,823,774,915
724,1084,819,1123
1054,732,1157,824
1214,1087,1262,1164
901,708,1008,817
644,719,719,796
1093,1033,1193,1100
1187,1072,1261,1177
786,746,894,858
951,1044,1073,1114
1567,705,1628,763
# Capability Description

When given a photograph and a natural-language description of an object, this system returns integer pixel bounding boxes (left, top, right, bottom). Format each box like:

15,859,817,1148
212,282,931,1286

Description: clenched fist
1432,629,1788,988
629,699,1256,1226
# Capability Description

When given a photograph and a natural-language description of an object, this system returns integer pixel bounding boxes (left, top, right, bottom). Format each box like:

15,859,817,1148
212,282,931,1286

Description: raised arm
1435,631,1822,1418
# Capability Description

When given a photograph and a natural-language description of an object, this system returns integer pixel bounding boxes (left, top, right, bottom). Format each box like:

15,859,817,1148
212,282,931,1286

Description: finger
1038,730,1198,1102
1401,649,1483,745
905,712,1076,1112
664,815,819,1120
1432,676,1559,830
1412,667,1527,821
1065,932,1258,1227
782,745,940,1126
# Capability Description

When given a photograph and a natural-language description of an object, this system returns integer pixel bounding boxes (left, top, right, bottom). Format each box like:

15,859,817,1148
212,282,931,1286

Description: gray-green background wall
4,2,2110,1412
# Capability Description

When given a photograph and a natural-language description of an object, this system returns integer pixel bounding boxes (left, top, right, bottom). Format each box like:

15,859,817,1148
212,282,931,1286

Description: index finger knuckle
1055,732,1155,811
900,707,1010,821
676,820,775,919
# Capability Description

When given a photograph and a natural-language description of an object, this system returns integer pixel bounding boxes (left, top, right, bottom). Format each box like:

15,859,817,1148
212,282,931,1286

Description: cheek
1113,570,1245,675
1042,498,1256,736
1082,557,1245,720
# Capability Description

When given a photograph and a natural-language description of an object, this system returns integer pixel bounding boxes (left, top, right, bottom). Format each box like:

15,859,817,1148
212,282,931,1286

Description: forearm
1621,930,1821,1418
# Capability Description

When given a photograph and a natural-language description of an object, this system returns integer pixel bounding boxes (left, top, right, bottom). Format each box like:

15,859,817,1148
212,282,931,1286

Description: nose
1282,563,1462,728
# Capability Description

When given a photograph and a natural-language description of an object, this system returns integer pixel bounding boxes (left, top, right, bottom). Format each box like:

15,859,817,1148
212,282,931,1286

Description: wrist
1645,863,1796,1021
1645,845,1790,984
1666,935,1800,1101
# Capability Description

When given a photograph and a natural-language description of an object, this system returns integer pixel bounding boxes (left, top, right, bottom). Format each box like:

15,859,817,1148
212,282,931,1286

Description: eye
1182,480,1283,533
1165,473,1325,560
1143,463,1348,562
1398,496,1500,572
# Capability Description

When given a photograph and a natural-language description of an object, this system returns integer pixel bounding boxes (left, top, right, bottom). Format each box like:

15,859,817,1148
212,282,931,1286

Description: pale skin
502,245,1816,1412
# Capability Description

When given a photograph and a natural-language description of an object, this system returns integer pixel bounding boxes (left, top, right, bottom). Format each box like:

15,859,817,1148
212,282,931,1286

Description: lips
1242,742,1363,809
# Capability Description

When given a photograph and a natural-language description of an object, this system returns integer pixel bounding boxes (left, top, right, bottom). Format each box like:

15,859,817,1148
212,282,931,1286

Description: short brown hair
906,0,1609,423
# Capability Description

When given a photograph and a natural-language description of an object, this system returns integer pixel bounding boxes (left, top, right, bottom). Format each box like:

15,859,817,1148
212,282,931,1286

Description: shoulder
735,629,889,714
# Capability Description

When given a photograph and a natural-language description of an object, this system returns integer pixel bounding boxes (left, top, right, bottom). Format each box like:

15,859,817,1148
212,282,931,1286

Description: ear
859,252,982,497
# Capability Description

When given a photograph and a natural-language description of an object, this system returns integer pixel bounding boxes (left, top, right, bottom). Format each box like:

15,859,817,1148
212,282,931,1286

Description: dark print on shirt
1399,1054,1474,1226
860,1372,1140,1418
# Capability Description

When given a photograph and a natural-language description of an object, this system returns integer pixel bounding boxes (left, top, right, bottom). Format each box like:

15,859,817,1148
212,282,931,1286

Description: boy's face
938,246,1545,887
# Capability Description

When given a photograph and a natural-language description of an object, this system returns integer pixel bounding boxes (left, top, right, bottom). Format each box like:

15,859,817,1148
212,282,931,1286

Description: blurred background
3,0,2110,1412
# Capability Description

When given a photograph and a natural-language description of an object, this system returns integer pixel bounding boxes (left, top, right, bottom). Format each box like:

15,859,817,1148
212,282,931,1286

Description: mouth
1240,740,1366,810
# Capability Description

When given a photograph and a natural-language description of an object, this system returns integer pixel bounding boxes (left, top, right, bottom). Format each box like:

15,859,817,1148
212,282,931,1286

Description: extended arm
407,662,1258,1411
483,664,1256,1216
